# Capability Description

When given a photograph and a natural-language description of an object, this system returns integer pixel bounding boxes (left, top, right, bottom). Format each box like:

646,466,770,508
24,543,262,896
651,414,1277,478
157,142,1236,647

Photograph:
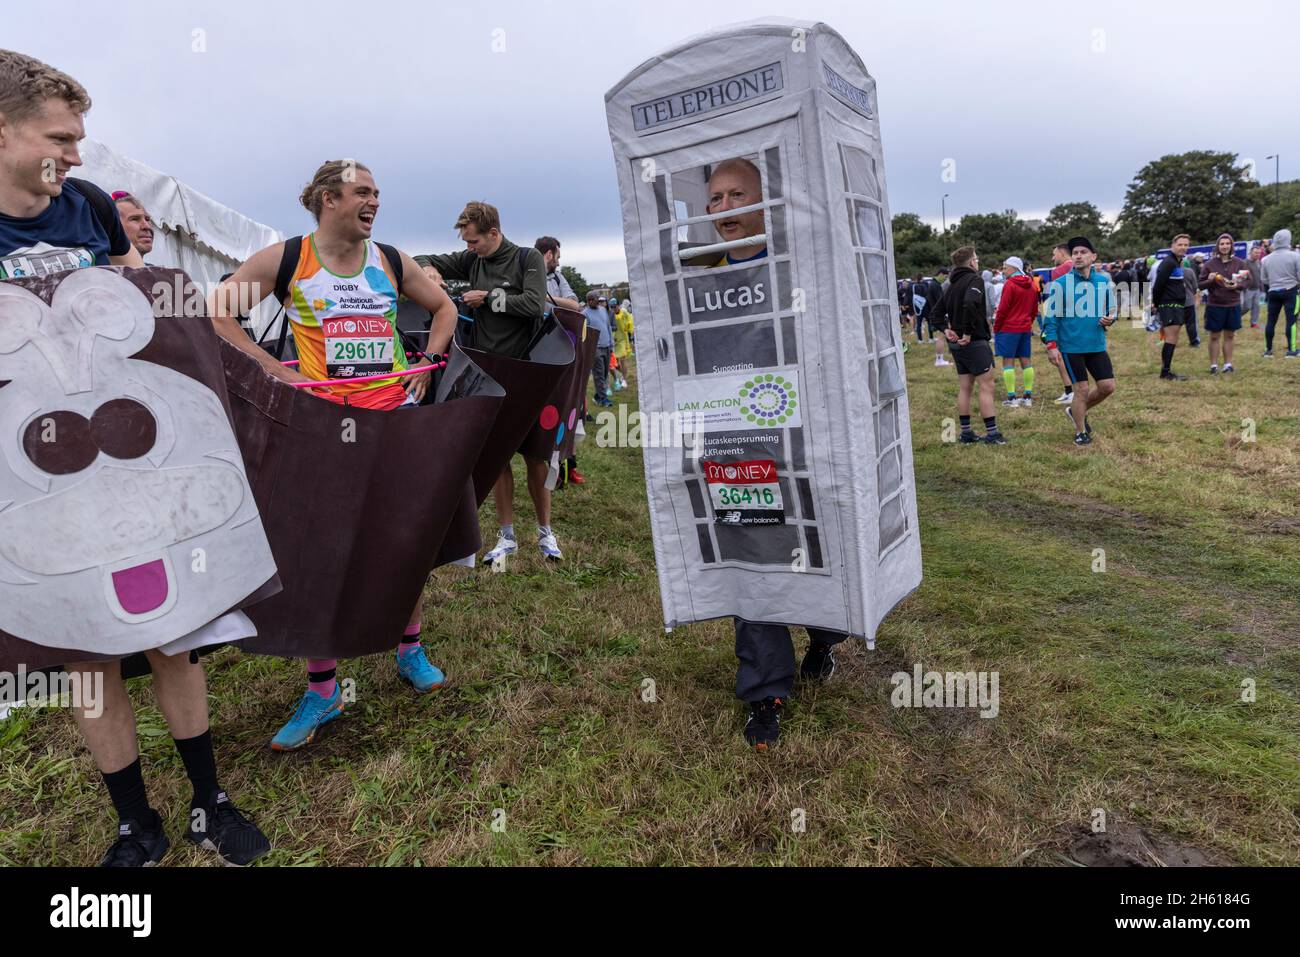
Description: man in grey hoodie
1260,229,1300,357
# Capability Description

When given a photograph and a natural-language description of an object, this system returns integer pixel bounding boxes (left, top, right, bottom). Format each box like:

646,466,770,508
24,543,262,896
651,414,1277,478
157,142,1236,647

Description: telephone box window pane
841,144,878,199
878,398,899,446
765,147,784,199
675,201,694,244
669,282,685,326
855,246,870,301
878,445,902,492
654,173,671,224
716,523,800,565
781,315,797,364
790,426,806,470
853,201,884,248
860,253,888,300
771,204,789,256
674,332,690,376
693,319,778,371
687,478,707,519
877,351,905,398
879,494,906,552
697,524,716,564
872,304,895,350
805,526,824,568
861,306,876,352
777,260,793,310
798,477,815,520
660,228,676,275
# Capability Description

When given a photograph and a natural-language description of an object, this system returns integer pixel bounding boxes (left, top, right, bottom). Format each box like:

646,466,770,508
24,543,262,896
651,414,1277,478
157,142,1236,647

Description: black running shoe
1159,370,1187,381
100,814,169,867
1073,432,1092,446
186,790,271,866
958,431,978,444
981,430,1007,445
800,642,837,681
743,697,783,750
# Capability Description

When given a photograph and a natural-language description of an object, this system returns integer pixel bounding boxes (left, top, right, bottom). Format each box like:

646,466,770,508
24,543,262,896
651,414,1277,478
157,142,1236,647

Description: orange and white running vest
282,235,409,410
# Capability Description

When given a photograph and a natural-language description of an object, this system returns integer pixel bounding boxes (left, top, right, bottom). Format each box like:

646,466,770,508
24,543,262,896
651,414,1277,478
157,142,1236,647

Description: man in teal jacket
1042,236,1118,446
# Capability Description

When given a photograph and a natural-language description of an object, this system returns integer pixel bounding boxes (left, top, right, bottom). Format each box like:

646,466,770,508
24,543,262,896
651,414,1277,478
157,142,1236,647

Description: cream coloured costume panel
0,268,276,655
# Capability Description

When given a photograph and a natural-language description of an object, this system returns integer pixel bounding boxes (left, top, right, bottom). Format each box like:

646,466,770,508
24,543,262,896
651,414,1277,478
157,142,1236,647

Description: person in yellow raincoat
610,296,634,390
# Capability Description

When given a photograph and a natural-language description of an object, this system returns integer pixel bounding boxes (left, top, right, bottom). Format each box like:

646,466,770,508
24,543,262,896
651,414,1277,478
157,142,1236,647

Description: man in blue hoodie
1042,236,1118,446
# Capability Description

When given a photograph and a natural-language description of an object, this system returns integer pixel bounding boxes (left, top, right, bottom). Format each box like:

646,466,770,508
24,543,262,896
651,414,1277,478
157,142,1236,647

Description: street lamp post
1265,154,1280,205
1246,206,1254,240
942,193,950,234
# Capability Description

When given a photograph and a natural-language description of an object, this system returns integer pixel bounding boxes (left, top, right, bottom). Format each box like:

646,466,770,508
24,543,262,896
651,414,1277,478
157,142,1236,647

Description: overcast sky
8,0,1294,281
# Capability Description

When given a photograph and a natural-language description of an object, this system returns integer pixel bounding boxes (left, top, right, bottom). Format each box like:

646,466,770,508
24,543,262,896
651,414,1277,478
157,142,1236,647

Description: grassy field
2,319,1298,866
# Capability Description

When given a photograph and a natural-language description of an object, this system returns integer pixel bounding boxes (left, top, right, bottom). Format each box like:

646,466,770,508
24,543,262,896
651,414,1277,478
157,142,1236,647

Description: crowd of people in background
902,227,1300,448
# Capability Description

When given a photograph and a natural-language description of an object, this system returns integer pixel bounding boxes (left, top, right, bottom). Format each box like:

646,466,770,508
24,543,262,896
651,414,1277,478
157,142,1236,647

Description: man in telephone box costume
605,20,922,749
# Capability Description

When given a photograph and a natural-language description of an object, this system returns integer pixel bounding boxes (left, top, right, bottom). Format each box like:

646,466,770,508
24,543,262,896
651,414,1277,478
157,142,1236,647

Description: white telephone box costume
605,19,921,647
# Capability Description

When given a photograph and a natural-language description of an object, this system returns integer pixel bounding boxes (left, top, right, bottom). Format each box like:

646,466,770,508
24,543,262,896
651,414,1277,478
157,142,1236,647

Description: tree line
892,150,1299,277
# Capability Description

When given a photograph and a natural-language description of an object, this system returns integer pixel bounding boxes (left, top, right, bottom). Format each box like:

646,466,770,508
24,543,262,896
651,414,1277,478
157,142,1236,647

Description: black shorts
1158,303,1185,328
950,339,994,376
1061,349,1114,384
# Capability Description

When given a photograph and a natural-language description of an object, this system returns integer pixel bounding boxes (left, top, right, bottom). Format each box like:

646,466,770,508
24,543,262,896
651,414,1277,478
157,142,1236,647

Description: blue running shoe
396,645,445,694
270,685,344,751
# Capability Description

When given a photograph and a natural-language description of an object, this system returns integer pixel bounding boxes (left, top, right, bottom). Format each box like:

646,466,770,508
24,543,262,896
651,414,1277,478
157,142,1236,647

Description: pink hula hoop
287,360,447,390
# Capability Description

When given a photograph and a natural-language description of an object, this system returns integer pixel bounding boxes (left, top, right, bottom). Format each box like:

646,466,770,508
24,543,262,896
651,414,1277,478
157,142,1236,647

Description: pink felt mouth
111,560,169,614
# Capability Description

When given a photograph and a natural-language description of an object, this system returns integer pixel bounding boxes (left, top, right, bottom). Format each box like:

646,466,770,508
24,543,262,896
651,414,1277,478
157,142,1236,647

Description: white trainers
1017,396,1034,408
1002,398,1018,407
1053,391,1073,404
935,357,951,367
538,528,562,562
484,533,517,565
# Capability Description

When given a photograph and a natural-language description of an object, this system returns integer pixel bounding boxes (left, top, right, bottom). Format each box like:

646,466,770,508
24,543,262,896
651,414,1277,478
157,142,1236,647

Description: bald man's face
706,164,765,246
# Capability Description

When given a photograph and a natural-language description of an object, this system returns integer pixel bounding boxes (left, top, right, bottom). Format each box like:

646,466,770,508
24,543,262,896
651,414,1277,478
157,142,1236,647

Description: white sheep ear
48,267,156,394
0,285,52,383
59,268,150,345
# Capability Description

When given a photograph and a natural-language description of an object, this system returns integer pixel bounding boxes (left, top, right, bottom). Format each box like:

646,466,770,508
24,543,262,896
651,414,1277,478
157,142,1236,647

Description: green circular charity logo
738,374,798,426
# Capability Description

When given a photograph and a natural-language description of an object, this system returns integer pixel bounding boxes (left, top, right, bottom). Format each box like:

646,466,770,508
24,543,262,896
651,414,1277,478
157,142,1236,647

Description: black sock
173,728,220,807
1064,384,1072,395
307,664,336,684
959,415,972,433
983,416,998,433
102,758,156,826
1162,342,1175,372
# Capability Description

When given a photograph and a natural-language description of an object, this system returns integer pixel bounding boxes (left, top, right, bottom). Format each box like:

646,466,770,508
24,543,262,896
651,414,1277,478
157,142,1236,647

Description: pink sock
398,624,421,654
307,659,337,697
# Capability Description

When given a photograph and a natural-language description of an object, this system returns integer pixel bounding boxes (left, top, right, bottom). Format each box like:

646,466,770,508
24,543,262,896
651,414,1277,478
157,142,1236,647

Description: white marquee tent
76,139,285,335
